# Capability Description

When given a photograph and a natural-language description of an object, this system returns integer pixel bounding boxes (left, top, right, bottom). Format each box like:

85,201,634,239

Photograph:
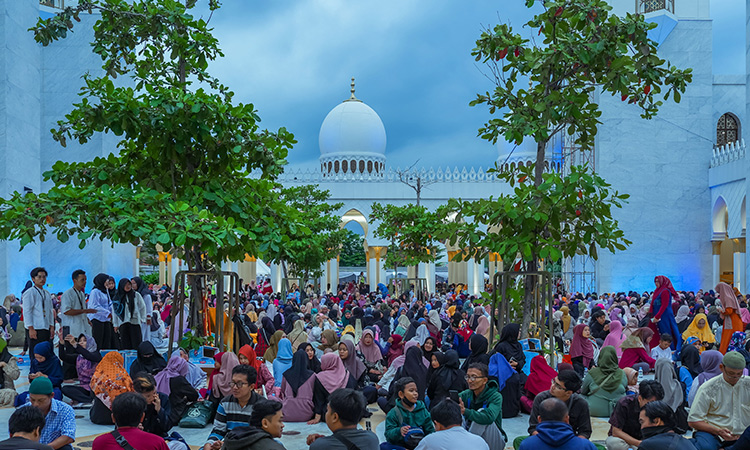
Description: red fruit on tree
539,27,543,35
519,175,527,183
644,85,651,94
498,48,508,59
555,7,563,17
575,210,582,216
578,191,583,199
514,48,520,57
621,95,627,101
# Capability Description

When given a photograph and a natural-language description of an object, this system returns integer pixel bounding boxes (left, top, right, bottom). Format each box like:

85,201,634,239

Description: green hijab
588,346,624,392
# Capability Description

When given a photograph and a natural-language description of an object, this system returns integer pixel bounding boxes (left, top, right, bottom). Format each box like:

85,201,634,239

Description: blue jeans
691,431,722,450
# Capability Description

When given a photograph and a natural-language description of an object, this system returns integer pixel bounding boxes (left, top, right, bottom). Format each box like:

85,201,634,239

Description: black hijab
421,336,438,362
461,333,490,372
680,344,703,378
433,349,467,392
299,343,321,373
493,323,525,371
115,278,136,315
260,316,276,339
129,341,167,377
107,276,117,301
283,349,315,396
427,351,445,386
400,346,428,401
93,273,109,293
132,276,151,299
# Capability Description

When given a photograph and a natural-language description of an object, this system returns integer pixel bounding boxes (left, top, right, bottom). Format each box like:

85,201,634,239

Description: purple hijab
77,334,98,390
155,354,189,395
695,350,723,385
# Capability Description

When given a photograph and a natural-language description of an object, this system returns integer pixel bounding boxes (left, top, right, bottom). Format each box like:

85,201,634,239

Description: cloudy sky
193,0,745,170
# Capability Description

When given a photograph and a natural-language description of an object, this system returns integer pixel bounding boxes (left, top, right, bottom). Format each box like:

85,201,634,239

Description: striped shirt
206,393,261,443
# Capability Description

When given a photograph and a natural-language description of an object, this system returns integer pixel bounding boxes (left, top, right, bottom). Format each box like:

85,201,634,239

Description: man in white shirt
415,398,489,450
60,270,95,338
22,267,54,357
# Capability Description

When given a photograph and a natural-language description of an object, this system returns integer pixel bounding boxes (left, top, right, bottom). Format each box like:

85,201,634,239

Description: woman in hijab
310,352,355,424
687,349,722,406
492,323,525,373
112,278,146,350
0,336,19,406
426,350,468,410
421,336,438,363
469,306,484,330
299,342,321,373
338,340,366,386
582,346,628,417
317,329,339,356
623,367,639,395
619,328,656,372
680,337,703,379
89,351,133,425
395,314,411,337
560,305,573,340
210,352,239,401
171,347,207,392
60,334,100,406
263,330,285,363
654,358,684,414
570,324,595,378
286,319,307,351
520,355,557,414
237,344,274,393
356,329,384,382
716,282,744,353
28,341,63,397
623,317,639,338
649,276,682,353
280,349,317,422
681,313,715,352
426,310,442,340
602,320,626,358
461,334,490,372
128,341,167,378
675,305,691,334
153,354,199,423
255,315,276,357
385,334,404,366
272,338,294,388
392,346,429,403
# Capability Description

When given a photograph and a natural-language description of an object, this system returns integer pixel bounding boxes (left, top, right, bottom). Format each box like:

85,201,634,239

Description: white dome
319,100,386,158
497,136,541,164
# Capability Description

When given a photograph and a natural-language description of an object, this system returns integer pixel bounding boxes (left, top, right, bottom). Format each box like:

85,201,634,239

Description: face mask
401,396,415,408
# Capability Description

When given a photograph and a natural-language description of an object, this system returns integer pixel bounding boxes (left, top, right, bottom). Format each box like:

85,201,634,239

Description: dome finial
345,77,361,102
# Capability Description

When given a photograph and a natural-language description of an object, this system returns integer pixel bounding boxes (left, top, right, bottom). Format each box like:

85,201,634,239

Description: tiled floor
2,348,615,450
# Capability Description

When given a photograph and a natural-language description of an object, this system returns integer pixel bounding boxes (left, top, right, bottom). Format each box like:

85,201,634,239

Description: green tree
370,203,443,282
0,0,301,332
339,229,366,267
448,0,692,333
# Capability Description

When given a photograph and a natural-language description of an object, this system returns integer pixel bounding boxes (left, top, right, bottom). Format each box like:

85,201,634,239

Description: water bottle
638,367,644,382
583,367,588,378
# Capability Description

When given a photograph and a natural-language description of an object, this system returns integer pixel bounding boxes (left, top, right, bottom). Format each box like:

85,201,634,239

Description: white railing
278,166,500,183
711,139,746,168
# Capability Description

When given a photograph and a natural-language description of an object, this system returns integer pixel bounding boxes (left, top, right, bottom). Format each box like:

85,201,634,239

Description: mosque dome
496,135,560,172
319,78,386,177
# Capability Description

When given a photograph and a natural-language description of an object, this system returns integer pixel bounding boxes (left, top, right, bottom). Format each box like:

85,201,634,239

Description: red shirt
92,427,169,450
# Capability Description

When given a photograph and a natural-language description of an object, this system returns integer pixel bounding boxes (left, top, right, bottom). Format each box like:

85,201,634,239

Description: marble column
134,246,141,277
367,248,377,291
467,258,476,294
734,238,746,291
158,251,167,285
376,247,387,287
425,261,436,294
270,263,282,293
168,254,178,287
712,241,722,287
238,255,257,284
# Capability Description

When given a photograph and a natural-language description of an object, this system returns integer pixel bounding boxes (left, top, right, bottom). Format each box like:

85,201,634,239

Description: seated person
91,392,168,450
458,363,504,450
309,353,358,424
203,365,262,450
619,328,656,373
0,406,53,450
221,399,286,450
280,349,317,422
154,354,200,423
306,388,379,450
17,341,63,406
90,351,133,426
132,373,174,439
384,377,435,449
581,346,627,417
650,334,673,360
25,377,76,450
521,355,557,414
519,398,597,450
0,336,19,407
515,370,592,450
171,347,207,392
426,350,468,410
238,344,274,393
605,380,664,450
59,334,100,406
688,351,750,450
413,399,488,450
638,400,695,450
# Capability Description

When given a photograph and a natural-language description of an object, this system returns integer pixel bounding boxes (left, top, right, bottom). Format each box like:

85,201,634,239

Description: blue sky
195,0,745,170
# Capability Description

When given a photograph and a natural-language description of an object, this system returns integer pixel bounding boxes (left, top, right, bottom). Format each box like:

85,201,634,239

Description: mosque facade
0,0,745,297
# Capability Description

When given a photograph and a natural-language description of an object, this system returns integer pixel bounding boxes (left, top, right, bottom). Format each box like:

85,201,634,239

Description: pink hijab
570,324,594,367
316,352,349,393
602,320,626,357
716,282,742,328
356,329,383,364
213,352,239,398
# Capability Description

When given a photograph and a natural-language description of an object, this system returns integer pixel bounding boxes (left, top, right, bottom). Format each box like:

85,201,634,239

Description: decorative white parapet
711,140,746,168
277,166,503,184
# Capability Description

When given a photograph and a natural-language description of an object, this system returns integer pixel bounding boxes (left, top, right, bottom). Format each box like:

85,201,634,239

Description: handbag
178,399,216,428
393,406,424,449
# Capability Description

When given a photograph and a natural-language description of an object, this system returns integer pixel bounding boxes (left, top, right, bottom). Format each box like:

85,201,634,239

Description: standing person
23,267,54,357
306,389,379,450
650,276,682,353
88,273,116,350
91,392,169,450
60,270,94,339
24,377,76,450
132,277,154,344
112,278,147,350
0,406,53,450
715,282,744,354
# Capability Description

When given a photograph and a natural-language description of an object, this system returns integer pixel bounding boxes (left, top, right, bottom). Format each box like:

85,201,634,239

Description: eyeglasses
464,375,487,382
230,382,248,388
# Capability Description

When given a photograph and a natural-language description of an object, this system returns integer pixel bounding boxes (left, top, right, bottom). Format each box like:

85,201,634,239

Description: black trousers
119,322,142,350
92,319,116,350
29,328,51,357
61,385,92,403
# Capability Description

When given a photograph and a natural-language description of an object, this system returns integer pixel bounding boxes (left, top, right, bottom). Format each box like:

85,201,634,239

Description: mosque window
334,161,340,173
367,161,373,173
359,160,365,173
636,0,674,14
717,113,740,147
328,162,333,173
350,160,356,173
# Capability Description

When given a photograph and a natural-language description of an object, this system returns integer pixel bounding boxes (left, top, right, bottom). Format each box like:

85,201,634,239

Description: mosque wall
713,75,746,133
595,17,714,292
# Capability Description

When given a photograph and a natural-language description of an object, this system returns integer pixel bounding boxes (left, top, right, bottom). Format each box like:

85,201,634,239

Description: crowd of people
0,267,750,450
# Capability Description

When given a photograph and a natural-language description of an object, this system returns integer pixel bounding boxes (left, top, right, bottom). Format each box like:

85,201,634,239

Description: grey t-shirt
309,428,379,450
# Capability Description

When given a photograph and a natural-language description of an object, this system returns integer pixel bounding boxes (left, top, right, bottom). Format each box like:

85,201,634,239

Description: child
650,333,673,360
383,377,435,450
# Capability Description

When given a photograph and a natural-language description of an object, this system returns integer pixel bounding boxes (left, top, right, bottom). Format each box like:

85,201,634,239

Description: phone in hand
510,357,517,363
62,326,70,337
449,390,459,403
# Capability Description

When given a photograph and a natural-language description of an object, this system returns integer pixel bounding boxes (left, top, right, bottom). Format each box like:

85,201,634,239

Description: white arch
713,196,729,235
340,208,369,238
742,197,746,232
